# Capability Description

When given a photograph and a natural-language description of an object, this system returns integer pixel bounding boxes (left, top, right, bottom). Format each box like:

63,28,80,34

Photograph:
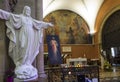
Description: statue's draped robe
0,9,50,80
6,14,49,66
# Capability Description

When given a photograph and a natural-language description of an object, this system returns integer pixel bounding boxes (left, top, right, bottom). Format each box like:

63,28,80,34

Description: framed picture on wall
46,35,62,65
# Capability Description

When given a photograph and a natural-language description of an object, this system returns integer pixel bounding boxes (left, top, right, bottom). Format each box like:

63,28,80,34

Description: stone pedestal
14,78,22,82
38,77,47,82
14,78,38,82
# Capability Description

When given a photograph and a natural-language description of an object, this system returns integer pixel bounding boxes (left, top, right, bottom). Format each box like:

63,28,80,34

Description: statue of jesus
0,6,53,81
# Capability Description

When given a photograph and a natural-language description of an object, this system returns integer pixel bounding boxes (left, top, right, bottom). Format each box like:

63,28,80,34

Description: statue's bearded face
23,6,31,17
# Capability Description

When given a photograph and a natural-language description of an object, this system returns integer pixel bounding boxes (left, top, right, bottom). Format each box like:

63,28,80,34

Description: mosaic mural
44,10,92,44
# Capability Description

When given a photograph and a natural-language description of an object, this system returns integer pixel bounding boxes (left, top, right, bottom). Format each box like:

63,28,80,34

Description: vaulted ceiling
43,0,104,34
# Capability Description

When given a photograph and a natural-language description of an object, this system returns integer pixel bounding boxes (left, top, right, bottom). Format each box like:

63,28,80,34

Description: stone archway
98,6,120,66
102,10,120,65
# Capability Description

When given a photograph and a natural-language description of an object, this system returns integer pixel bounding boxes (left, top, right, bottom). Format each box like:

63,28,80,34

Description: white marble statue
0,6,53,81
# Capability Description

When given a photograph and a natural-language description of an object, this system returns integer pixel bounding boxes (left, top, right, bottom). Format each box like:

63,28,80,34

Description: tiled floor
100,66,120,82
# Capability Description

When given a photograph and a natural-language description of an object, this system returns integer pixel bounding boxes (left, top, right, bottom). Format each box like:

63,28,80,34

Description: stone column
4,0,10,11
35,0,47,82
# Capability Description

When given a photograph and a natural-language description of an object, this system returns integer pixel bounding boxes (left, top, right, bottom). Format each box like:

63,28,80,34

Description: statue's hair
23,6,31,16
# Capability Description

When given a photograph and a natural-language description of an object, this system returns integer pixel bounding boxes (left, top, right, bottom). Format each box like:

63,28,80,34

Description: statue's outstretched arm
33,19,54,29
0,9,10,20
41,22,54,28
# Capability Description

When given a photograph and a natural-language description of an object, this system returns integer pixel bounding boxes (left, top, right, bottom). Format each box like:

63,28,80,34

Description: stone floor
100,66,120,82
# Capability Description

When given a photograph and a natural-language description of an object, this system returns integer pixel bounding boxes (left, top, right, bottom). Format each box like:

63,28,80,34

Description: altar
66,58,87,67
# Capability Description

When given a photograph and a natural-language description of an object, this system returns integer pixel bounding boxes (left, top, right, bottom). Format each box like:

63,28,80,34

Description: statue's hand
48,23,54,27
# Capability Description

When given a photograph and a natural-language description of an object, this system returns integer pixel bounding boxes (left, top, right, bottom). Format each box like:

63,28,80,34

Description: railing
45,65,99,82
